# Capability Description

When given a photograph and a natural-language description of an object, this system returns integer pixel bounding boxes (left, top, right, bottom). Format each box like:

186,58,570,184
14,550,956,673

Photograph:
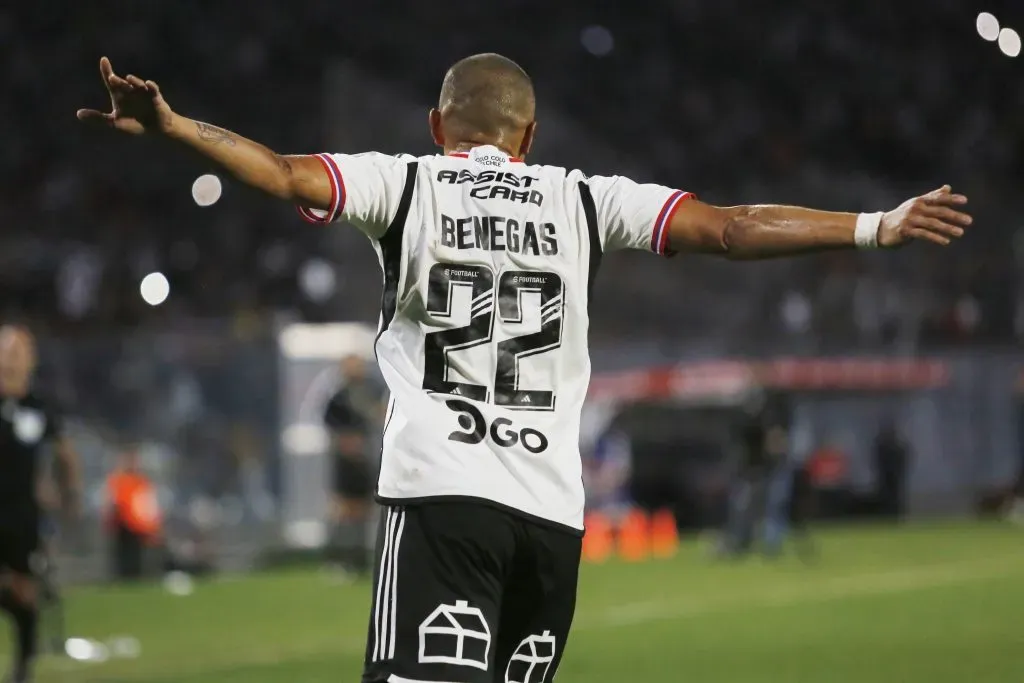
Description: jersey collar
448,145,523,164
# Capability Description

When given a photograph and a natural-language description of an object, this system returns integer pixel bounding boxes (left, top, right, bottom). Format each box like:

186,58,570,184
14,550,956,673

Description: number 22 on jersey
421,262,564,413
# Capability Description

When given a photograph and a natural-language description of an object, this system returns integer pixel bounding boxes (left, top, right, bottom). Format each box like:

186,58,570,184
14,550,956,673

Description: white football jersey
299,145,692,531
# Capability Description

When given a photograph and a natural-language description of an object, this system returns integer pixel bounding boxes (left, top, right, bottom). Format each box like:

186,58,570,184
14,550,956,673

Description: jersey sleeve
585,175,695,256
296,152,409,239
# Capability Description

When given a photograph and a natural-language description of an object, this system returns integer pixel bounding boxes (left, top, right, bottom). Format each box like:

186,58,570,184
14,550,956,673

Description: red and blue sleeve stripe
296,153,348,224
650,190,695,256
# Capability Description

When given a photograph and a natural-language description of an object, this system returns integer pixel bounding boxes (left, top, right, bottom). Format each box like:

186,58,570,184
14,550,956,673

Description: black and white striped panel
577,181,602,302
372,506,407,662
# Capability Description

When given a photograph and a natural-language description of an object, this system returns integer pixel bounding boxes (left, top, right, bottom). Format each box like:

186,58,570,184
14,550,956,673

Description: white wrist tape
855,212,884,249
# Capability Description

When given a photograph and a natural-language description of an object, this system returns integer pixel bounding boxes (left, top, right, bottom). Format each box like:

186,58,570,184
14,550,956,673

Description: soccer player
78,54,971,683
0,326,80,683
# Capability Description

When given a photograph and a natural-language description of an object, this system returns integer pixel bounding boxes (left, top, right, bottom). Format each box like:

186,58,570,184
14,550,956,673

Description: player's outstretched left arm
77,57,334,212
666,186,970,258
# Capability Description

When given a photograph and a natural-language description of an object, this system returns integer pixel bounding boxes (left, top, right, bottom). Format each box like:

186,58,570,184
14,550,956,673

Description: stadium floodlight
298,257,337,302
581,25,614,56
191,173,223,206
139,272,170,306
977,12,1000,42
999,27,1021,57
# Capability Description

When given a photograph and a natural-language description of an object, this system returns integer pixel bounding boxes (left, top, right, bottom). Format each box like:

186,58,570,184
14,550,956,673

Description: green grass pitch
5,521,1024,683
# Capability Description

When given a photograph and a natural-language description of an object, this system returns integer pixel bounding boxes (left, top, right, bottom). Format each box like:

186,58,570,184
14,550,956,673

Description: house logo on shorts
418,600,491,670
505,631,557,683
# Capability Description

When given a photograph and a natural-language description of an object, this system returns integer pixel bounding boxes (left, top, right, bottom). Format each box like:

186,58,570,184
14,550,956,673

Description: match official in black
0,326,80,683
322,355,385,579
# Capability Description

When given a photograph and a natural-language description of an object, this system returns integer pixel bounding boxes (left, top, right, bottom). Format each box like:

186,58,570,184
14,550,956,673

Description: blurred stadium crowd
2,0,1022,348
3,1,1024,578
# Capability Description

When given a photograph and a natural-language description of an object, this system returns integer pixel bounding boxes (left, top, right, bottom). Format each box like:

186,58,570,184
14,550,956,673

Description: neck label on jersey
468,146,510,167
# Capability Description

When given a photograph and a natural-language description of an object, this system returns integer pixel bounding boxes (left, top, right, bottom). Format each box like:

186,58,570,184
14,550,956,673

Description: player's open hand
76,57,174,135
878,185,971,248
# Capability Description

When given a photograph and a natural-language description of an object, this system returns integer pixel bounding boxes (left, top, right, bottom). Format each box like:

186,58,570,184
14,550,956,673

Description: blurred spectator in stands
0,0,1021,348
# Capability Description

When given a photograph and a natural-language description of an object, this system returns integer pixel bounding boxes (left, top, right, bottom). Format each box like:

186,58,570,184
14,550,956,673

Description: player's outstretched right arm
77,57,332,210
665,187,971,258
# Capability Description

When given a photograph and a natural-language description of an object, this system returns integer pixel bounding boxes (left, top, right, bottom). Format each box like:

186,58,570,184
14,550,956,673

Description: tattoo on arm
276,155,293,174
195,121,237,146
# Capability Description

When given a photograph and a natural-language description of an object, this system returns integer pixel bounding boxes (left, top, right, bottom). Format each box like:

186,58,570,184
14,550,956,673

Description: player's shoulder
338,151,418,166
516,163,637,206
536,163,583,184
527,165,635,192
392,152,421,164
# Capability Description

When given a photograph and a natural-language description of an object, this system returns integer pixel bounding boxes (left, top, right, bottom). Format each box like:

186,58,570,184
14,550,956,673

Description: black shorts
0,521,40,575
334,456,373,499
363,502,582,683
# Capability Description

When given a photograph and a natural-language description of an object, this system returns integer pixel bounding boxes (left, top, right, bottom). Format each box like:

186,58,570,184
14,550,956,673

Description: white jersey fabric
299,145,692,531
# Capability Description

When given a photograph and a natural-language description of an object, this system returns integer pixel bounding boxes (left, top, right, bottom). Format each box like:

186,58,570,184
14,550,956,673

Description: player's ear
518,121,536,158
428,109,445,148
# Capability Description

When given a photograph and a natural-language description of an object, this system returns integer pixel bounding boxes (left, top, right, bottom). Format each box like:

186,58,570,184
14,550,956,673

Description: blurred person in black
721,391,791,558
873,420,911,520
0,326,80,683
323,355,385,579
